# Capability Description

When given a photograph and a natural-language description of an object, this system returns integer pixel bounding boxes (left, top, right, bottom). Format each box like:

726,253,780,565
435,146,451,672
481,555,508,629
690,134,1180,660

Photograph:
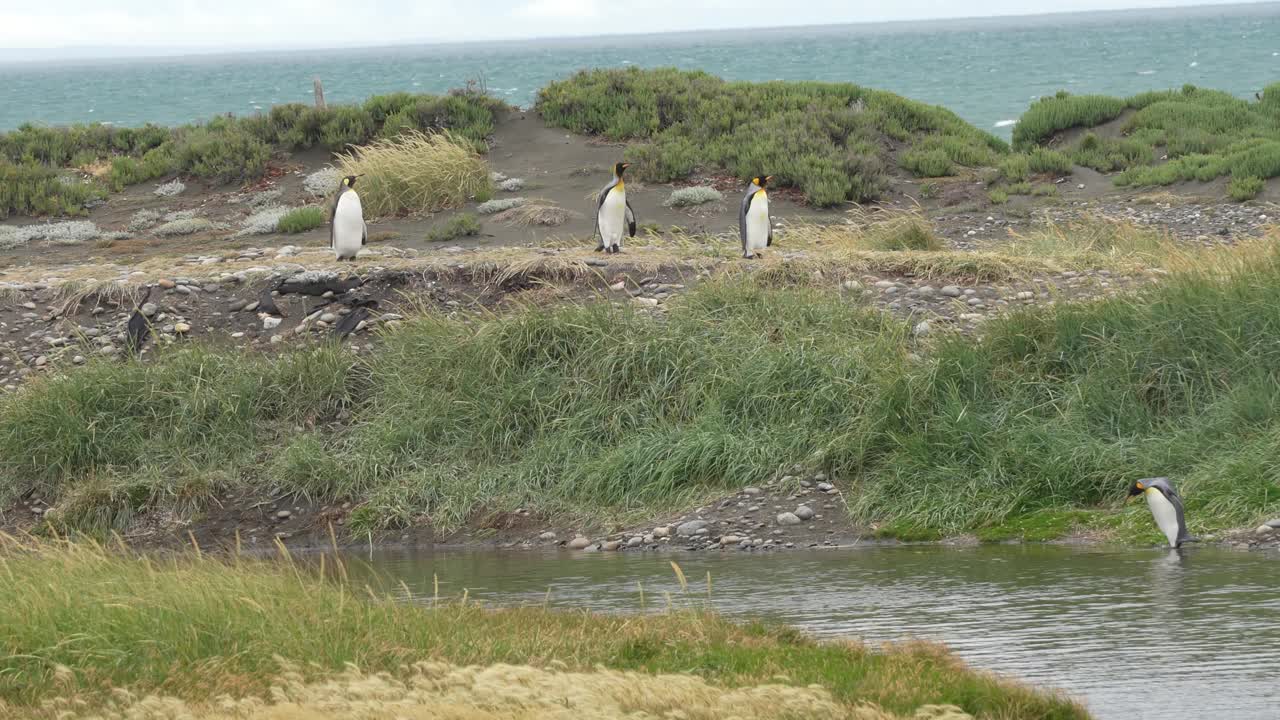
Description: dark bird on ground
333,298,380,340
257,280,286,318
125,285,154,356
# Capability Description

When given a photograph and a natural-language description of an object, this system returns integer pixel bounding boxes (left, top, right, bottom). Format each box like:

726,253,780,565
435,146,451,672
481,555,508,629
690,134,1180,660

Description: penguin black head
342,174,363,188
753,175,773,188
1128,477,1169,499
613,162,631,178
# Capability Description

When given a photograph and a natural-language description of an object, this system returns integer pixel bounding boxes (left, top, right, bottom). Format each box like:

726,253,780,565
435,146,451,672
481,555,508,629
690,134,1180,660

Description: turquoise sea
2,3,1279,137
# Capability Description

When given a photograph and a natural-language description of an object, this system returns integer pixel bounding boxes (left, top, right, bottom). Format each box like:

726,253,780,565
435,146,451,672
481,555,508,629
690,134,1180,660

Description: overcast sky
0,0,1268,51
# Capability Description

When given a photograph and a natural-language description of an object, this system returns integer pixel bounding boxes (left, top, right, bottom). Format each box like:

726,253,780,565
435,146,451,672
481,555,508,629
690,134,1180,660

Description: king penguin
330,174,366,261
1128,477,1195,548
595,162,636,254
739,175,773,259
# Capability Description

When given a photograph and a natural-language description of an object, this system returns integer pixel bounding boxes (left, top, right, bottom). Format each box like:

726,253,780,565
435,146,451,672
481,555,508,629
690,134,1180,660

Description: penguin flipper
739,189,754,256
625,199,637,237
767,223,774,248
361,221,368,247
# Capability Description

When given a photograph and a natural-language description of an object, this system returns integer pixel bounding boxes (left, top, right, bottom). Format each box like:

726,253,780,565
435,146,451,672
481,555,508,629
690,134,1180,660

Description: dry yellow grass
23,660,977,720
493,201,580,227
336,131,491,218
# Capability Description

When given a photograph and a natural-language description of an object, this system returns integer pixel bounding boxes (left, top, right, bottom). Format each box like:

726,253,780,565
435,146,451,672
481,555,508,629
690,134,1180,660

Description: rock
1016,291,1035,300
173,322,191,334
794,505,815,521
72,355,85,365
695,528,709,536
601,540,621,551
567,536,590,550
1266,518,1280,529
231,332,245,339
157,279,176,289
276,245,299,257
140,302,158,317
817,482,835,492
720,535,743,545
98,345,117,355
941,286,962,297
262,316,282,330
677,520,709,536
20,301,36,310
743,486,762,496
33,356,47,367
627,536,643,547
913,320,930,337
634,297,659,307
842,280,862,291
609,281,626,291
320,313,338,324
244,301,260,312
653,525,672,538
776,512,802,526
276,510,292,520
228,299,248,312
174,285,193,295
538,531,557,541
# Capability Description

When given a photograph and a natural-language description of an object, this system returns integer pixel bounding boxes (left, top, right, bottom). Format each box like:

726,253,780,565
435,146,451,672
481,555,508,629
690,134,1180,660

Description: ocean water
2,4,1279,137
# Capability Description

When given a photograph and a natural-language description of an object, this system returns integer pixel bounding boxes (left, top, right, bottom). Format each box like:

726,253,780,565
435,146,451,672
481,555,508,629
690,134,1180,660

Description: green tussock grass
0,162,107,219
427,212,482,242
536,67,1006,206
0,539,1090,720
3,233,1279,544
0,89,507,217
1228,176,1266,202
336,131,491,218
1019,84,1280,193
277,206,326,234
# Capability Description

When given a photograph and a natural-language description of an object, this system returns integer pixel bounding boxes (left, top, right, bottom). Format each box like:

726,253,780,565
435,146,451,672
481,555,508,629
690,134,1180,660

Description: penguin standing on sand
595,162,636,254
739,176,773,259
330,174,366,261
1128,477,1195,548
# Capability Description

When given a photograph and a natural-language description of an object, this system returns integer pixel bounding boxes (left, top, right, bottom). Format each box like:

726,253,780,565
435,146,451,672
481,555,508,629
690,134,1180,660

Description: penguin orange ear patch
1135,482,1145,490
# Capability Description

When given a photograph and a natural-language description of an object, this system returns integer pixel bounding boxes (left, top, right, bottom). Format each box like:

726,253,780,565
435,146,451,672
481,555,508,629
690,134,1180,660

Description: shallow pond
342,544,1279,719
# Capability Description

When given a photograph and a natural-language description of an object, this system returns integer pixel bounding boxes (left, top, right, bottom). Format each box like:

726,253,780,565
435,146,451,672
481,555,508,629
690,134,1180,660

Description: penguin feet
594,246,605,253
743,253,757,260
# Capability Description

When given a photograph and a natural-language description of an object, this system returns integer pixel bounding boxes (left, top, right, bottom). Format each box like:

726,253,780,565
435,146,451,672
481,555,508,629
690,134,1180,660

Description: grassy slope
0,540,1088,719
536,67,1010,206
2,238,1279,543
0,89,507,218
1013,83,1280,199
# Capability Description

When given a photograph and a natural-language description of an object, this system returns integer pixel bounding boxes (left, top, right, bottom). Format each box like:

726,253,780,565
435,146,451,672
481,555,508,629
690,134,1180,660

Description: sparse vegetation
493,202,578,227
477,196,525,214
1012,92,1128,150
152,179,185,197
664,186,723,207
1228,176,1265,202
0,539,1087,720
988,188,1009,204
537,68,1006,206
426,212,482,242
336,131,491,217
304,166,342,197
235,205,290,236
151,217,215,237
277,206,326,234
0,161,107,218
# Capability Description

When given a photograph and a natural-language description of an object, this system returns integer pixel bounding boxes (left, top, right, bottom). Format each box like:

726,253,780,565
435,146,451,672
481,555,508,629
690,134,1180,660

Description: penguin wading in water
331,174,366,261
1128,477,1195,548
740,175,773,259
595,162,636,254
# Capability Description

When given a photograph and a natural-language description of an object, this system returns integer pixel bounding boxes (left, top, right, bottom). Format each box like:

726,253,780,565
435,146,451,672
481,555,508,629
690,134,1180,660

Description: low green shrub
278,206,326,233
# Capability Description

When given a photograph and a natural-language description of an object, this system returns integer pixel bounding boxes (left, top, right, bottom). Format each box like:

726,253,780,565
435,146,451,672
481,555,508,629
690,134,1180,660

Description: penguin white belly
1145,488,1181,548
598,186,627,249
333,192,365,259
745,193,770,252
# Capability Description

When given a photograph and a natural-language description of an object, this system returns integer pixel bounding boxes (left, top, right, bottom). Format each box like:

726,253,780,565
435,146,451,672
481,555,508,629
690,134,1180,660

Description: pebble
817,482,835,492
601,540,621,551
941,286,962,297
320,313,338,324
776,512,801,526
262,316,282,330
677,520,709,536
157,279,176,289
539,531,557,541
72,355,85,365
653,525,672,538
228,299,248,312
141,303,158,317
720,535,743,546
913,320,931,337
173,322,191,334
634,297,659,307
743,486,762,496
1016,291,1035,301
794,505,815,521
567,536,590,550
33,356,47,367
842,280,862,291
174,285,192,295
627,536,643,547
244,301,260,312
1255,525,1274,536
276,510,292,520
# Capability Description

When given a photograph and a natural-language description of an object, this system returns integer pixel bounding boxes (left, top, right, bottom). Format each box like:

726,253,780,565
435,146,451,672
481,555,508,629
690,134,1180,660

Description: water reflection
340,544,1279,720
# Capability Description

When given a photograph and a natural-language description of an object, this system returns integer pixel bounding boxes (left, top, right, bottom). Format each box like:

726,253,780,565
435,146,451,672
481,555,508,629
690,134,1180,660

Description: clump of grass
499,177,525,192
235,205,290,236
426,212,482,242
304,166,342,197
857,212,944,251
152,217,214,237
664,186,723,207
336,131,491,218
537,68,1006,206
277,206,326,234
477,197,525,214
899,148,953,178
988,189,1009,205
918,181,940,199
3,220,121,246
0,161,107,218
1228,176,1265,202
1012,92,1127,150
1027,148,1073,175
493,202,578,227
0,539,1089,719
152,179,185,197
